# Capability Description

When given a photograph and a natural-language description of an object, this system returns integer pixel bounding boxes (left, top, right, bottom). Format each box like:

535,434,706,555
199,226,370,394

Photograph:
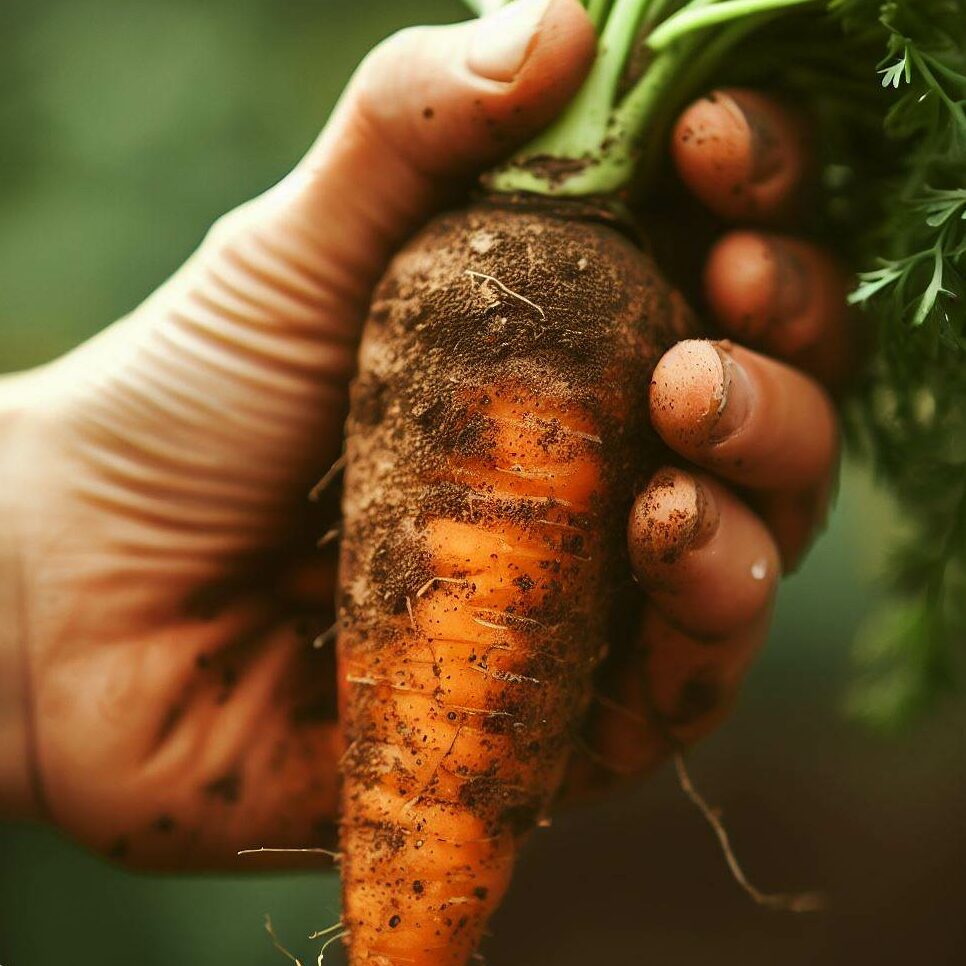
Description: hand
573,89,853,788
0,0,851,864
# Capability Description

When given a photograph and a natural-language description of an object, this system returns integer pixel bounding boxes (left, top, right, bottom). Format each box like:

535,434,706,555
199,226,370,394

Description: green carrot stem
645,0,813,51
483,0,819,197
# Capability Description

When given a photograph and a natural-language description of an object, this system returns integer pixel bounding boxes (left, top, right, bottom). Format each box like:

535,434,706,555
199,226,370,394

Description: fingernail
727,92,782,184
630,469,719,571
764,236,810,321
708,342,753,443
467,0,552,82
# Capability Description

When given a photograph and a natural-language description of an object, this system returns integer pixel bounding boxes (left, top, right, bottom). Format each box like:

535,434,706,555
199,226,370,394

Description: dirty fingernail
467,0,552,82
709,342,753,443
629,468,719,573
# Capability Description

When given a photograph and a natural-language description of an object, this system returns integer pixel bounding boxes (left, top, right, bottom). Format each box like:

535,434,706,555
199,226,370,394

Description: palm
21,192,353,867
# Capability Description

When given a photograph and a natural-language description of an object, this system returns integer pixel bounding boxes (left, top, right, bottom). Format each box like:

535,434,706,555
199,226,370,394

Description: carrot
330,0,927,960
338,202,690,964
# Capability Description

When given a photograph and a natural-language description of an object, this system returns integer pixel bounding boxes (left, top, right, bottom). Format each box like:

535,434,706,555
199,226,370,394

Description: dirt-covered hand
0,0,852,864
573,89,854,790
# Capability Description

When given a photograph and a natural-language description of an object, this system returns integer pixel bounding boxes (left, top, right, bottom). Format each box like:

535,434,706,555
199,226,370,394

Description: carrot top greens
465,0,966,726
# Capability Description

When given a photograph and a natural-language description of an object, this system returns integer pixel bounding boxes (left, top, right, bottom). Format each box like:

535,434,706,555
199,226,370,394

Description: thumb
272,0,596,303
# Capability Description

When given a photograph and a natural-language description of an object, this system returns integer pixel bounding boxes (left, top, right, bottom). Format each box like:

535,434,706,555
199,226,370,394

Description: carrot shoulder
337,201,688,965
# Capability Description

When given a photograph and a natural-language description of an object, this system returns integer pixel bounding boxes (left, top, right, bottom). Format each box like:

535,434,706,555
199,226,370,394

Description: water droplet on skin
750,559,768,580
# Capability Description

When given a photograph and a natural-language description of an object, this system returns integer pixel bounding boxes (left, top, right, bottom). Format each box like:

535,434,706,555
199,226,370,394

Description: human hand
0,0,851,864
575,88,852,787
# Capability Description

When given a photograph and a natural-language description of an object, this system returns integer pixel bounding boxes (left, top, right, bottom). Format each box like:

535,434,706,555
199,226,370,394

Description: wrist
0,373,43,820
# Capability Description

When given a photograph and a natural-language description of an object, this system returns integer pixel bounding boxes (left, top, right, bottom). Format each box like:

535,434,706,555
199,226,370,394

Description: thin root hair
309,454,346,502
308,921,345,940
673,753,825,914
317,929,349,964
264,914,303,966
465,270,546,318
317,526,342,548
415,575,467,598
239,846,341,861
405,595,417,630
313,623,338,649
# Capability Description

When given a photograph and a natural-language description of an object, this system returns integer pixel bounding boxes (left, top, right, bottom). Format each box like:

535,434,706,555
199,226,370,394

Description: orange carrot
337,200,692,964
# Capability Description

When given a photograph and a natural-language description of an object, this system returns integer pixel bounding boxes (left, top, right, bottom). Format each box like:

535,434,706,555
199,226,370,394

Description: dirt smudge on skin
153,814,177,833
203,771,242,804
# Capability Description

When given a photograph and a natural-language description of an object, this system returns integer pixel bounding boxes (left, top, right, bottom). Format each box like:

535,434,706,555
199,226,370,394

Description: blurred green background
1,1,964,963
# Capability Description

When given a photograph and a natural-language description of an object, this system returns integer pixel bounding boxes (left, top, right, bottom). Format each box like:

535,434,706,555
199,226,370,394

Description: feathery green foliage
820,0,966,727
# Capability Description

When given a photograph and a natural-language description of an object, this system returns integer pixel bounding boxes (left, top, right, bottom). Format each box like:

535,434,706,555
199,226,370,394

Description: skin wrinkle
52,322,322,452
72,358,287,454
74,447,268,508
204,193,374,326
156,315,348,417
221,225,335,312
176,274,353,380
202,238,348,341
72,482,271,539
186,267,337,342
66,380,310,495
72,445,289,517
61,439,299,540
104,350,320,451
250,212,363,299
186,209,368,395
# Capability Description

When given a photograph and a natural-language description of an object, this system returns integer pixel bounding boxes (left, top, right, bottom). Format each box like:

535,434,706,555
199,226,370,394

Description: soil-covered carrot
333,1,966,962
338,201,689,963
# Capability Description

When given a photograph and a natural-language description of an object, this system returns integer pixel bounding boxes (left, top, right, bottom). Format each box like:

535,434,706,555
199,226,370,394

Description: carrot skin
337,200,691,965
